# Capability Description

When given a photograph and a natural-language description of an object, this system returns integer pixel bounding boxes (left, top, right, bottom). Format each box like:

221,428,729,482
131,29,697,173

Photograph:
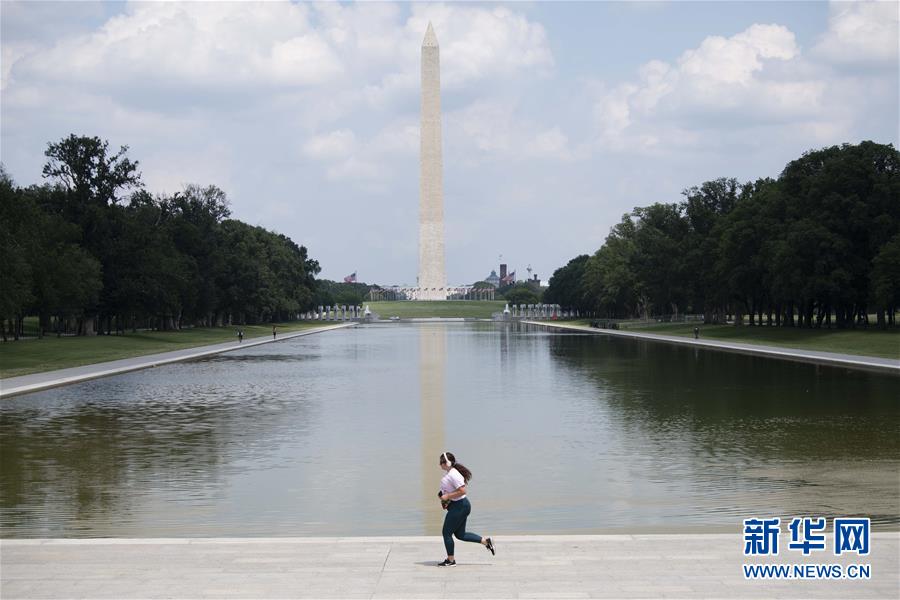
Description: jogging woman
437,451,495,567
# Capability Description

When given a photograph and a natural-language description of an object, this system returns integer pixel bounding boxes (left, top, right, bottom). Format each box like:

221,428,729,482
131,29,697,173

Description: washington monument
418,22,446,300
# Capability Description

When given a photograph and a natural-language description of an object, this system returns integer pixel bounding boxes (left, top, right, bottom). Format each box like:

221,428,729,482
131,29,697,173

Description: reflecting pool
2,322,898,537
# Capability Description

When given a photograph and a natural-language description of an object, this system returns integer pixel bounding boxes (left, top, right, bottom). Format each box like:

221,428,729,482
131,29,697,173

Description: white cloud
408,5,554,88
813,0,899,66
449,100,513,155
2,43,32,90
268,34,344,85
631,61,675,112
141,143,235,197
3,0,558,191
2,1,895,285
370,120,419,155
13,2,340,96
593,83,638,140
325,156,379,182
524,128,572,160
362,71,417,110
303,130,359,160
5,0,556,133
1,0,106,90
445,99,577,162
590,23,830,151
354,4,554,111
679,24,798,85
302,121,417,186
670,23,809,114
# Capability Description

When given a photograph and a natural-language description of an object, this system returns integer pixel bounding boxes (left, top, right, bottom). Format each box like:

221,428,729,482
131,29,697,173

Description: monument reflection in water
419,324,446,534
0,322,898,537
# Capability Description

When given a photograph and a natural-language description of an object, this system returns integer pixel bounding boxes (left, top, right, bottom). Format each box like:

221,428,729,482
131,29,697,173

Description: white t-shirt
440,467,467,500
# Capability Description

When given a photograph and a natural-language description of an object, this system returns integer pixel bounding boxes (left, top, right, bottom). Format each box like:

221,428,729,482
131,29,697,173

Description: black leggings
442,497,482,555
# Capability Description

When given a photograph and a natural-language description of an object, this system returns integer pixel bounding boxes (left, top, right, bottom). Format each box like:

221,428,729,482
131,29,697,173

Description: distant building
483,262,524,288
527,274,541,290
500,268,516,287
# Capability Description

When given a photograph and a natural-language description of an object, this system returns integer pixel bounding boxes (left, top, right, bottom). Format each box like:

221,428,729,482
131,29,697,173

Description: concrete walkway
524,321,900,374
1,534,897,599
0,323,355,398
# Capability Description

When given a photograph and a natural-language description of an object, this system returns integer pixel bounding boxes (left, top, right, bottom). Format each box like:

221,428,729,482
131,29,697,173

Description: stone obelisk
418,22,446,301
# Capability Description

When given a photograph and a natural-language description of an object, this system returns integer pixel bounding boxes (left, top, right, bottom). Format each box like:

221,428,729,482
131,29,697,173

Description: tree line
313,279,370,308
0,135,320,340
544,141,900,328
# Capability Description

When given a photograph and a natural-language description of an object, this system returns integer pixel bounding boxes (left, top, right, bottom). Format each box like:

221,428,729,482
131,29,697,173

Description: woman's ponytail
453,462,473,483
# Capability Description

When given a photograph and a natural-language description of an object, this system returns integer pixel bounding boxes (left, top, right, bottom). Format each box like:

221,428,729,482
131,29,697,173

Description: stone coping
0,323,355,398
525,320,900,374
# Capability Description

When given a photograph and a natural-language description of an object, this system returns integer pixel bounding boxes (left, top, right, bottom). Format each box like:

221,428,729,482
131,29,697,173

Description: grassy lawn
367,300,506,319
551,319,899,360
0,321,332,379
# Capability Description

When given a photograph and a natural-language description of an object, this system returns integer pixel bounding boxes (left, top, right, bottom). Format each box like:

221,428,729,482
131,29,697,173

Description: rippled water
1,322,898,537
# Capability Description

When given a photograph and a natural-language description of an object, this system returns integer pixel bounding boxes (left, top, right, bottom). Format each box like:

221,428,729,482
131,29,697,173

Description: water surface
2,322,897,537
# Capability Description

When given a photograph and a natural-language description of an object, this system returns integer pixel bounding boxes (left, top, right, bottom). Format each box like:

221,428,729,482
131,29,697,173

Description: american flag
343,272,357,283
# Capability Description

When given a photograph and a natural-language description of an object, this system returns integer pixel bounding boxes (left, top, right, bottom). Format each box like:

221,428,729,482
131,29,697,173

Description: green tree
583,215,642,318
1,174,104,339
42,134,142,207
870,233,900,328
544,254,590,311
314,280,369,308
26,187,102,336
630,203,689,317
715,179,777,326
41,135,144,333
0,167,33,340
162,185,231,325
680,178,739,323
777,141,900,327
552,141,899,328
5,137,323,336
503,284,540,306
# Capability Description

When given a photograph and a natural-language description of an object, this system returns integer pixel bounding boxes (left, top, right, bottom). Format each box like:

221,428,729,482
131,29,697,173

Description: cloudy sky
2,1,897,286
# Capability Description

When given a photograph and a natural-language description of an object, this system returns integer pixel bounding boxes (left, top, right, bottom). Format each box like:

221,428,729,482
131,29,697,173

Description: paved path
1,534,897,599
524,321,899,374
0,323,355,398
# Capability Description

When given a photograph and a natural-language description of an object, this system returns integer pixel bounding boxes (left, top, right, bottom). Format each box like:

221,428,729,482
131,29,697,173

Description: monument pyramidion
417,22,447,301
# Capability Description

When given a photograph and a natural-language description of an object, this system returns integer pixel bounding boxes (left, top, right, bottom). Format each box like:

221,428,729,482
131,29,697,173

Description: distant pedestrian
238,329,243,343
272,325,277,340
693,326,699,339
436,452,494,567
